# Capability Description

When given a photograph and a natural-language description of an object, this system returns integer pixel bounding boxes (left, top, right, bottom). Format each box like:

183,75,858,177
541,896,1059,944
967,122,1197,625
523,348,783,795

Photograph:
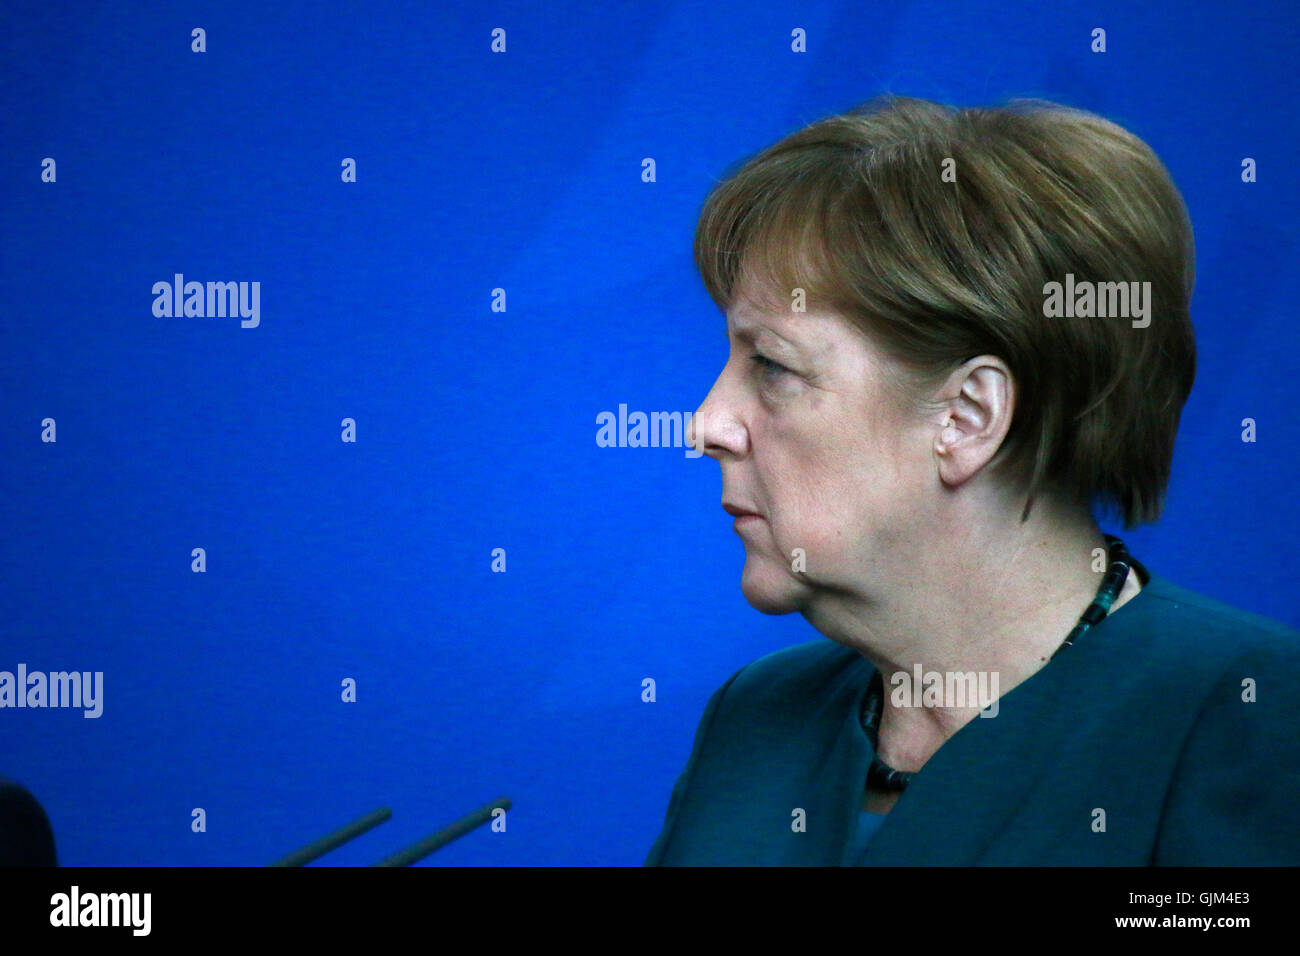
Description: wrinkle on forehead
730,297,874,369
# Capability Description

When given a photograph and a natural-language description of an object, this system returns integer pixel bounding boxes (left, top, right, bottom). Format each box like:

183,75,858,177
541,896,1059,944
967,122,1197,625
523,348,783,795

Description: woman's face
689,291,936,615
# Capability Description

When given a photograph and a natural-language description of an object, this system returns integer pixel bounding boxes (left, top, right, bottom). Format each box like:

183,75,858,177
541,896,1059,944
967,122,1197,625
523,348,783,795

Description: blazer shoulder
1148,612,1300,864
722,637,868,713
642,639,860,865
1132,569,1300,664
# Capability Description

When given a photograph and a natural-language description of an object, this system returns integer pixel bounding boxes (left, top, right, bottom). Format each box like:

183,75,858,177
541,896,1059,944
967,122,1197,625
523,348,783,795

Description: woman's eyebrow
728,321,802,352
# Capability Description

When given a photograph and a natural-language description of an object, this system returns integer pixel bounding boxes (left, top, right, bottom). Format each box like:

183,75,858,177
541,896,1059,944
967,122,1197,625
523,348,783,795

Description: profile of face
688,287,960,616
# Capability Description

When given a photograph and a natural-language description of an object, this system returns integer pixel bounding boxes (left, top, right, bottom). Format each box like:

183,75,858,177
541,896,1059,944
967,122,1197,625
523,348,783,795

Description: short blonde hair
694,95,1197,529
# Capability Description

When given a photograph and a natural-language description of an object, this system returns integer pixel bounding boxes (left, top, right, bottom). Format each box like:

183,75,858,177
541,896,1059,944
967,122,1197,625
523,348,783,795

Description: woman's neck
805,499,1142,778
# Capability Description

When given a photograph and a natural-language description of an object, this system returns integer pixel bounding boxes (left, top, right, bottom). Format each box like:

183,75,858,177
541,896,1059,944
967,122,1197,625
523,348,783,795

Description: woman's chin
739,562,806,615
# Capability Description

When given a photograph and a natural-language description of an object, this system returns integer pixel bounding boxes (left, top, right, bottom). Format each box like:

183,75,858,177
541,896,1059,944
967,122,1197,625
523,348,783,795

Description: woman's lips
723,502,763,531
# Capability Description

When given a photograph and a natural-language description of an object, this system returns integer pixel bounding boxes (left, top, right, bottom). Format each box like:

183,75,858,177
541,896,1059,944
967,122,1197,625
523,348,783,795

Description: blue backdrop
2,0,1296,866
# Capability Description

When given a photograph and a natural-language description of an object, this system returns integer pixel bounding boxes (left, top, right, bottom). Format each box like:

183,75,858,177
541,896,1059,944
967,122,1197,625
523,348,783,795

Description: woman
646,95,1300,866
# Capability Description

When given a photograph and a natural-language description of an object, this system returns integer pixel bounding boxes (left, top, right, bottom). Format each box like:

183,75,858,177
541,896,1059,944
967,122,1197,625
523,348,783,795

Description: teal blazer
645,558,1300,865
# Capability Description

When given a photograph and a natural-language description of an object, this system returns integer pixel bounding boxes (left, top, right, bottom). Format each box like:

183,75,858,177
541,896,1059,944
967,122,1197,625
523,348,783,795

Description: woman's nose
690,381,748,459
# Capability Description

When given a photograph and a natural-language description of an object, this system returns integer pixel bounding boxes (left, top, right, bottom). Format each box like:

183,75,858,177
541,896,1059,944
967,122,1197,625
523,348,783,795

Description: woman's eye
751,353,790,377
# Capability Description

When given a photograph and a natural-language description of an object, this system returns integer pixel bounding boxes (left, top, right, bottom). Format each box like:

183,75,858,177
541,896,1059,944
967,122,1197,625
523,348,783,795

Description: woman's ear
933,359,1014,487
